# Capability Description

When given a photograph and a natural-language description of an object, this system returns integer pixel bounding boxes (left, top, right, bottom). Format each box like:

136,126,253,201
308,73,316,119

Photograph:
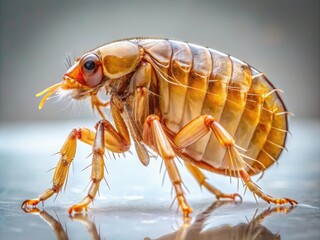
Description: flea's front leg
22,127,101,211
22,129,79,210
23,102,130,213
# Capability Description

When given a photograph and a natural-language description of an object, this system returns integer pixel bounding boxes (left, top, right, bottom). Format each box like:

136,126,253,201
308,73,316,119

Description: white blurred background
0,0,319,122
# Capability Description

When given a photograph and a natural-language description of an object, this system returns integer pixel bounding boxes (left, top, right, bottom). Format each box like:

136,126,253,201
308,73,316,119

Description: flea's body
22,38,296,217
125,39,287,175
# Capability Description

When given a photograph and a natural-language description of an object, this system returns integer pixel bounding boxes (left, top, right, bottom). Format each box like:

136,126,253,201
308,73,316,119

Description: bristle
64,54,73,69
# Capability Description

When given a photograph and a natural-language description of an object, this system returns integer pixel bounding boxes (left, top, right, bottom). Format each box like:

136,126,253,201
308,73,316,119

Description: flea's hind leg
21,128,95,211
185,162,242,201
173,114,297,205
143,115,192,217
239,169,297,205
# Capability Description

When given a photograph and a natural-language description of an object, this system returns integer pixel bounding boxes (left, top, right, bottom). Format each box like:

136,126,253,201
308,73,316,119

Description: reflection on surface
23,202,295,240
70,214,101,240
23,208,101,240
23,208,69,240
149,202,294,240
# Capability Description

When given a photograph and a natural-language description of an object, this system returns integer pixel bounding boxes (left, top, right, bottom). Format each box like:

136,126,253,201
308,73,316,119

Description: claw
21,198,40,208
277,198,298,205
272,197,298,205
21,198,41,213
217,193,243,202
68,203,89,215
232,193,243,202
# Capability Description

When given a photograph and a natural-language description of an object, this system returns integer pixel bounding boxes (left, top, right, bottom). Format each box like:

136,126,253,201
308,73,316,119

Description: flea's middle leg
185,162,242,201
143,115,192,217
67,122,105,214
68,119,130,214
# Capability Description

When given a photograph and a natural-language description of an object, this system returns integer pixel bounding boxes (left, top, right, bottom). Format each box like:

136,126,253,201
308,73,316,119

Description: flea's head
36,41,141,109
62,53,104,96
36,52,104,109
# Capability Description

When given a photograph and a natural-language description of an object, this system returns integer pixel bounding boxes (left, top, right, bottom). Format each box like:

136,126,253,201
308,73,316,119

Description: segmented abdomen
134,39,288,176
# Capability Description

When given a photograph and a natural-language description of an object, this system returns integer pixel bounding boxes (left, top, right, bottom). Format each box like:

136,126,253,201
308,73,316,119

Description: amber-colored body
22,38,297,217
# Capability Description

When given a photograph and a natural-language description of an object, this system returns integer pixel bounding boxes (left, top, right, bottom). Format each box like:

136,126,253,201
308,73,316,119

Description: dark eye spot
84,60,96,71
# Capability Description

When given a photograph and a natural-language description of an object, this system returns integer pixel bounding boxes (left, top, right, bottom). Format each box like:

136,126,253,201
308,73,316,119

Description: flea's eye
82,53,99,75
84,60,96,71
81,53,103,87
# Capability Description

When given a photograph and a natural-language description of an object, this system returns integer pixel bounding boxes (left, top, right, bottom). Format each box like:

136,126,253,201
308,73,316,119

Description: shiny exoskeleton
22,38,297,217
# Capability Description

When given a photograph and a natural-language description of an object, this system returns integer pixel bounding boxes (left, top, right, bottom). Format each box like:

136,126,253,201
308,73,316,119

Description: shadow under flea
22,201,295,240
